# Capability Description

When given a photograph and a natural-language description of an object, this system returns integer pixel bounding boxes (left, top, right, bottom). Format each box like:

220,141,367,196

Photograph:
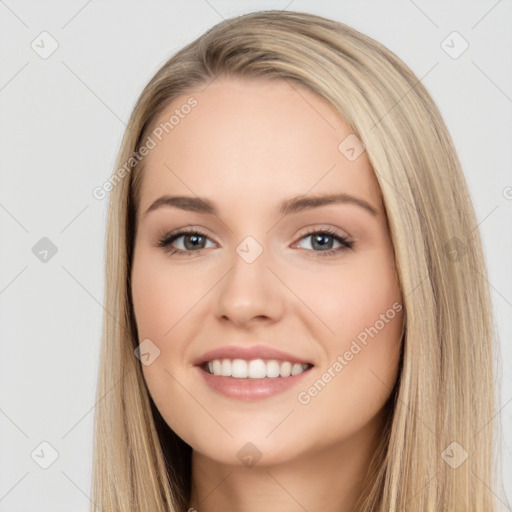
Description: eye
156,227,354,258
293,228,354,258
157,228,216,256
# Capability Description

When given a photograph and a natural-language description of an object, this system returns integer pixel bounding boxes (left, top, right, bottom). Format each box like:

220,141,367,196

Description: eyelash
156,227,354,258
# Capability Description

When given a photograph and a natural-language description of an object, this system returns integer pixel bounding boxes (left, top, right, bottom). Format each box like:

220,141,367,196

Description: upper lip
193,345,314,366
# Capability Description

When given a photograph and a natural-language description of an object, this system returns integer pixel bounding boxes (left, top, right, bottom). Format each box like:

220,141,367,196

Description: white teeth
291,363,304,376
232,359,248,378
280,361,292,377
248,359,266,378
221,359,231,377
212,359,222,376
206,358,311,379
266,360,281,378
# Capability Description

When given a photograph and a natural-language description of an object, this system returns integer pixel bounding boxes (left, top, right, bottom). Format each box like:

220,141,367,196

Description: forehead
137,77,382,214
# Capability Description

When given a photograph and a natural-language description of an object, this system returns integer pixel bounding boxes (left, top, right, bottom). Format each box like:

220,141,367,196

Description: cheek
131,250,203,340
293,250,402,344
130,251,199,420
293,249,403,408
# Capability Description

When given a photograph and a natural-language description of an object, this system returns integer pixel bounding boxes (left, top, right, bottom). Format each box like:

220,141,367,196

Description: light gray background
0,1,511,510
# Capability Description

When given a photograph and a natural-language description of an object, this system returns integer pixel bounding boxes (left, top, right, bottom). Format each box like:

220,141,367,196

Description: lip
192,344,314,367
194,365,313,401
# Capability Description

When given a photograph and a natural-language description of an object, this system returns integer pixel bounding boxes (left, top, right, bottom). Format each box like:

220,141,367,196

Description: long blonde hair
91,10,500,511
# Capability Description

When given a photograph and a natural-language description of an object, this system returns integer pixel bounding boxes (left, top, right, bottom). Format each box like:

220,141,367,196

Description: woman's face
131,77,403,468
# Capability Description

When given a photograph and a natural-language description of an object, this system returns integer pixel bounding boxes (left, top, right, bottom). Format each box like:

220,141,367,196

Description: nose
213,245,285,328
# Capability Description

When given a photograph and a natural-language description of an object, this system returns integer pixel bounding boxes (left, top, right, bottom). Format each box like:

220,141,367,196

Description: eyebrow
143,193,379,218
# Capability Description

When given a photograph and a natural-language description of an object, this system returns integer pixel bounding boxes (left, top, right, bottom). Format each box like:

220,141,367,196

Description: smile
196,359,314,401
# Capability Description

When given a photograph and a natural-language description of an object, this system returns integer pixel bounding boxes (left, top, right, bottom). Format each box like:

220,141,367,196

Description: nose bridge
214,234,283,325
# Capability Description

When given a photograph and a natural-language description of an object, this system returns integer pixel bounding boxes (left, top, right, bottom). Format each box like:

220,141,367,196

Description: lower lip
195,365,313,401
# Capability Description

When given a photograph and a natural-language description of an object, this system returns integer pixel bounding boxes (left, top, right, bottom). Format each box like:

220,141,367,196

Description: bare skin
130,76,403,512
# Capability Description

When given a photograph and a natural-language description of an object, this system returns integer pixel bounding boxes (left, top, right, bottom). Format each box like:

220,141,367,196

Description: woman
91,10,502,511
